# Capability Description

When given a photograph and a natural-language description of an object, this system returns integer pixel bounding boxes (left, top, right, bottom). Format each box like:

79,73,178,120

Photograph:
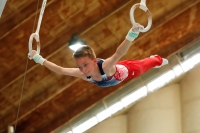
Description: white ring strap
36,0,47,34
28,0,47,59
130,0,152,33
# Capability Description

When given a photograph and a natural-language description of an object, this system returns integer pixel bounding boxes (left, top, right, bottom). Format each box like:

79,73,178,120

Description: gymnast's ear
94,58,97,63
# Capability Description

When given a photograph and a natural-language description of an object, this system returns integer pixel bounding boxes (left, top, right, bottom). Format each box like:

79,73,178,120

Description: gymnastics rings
28,0,47,59
130,0,152,32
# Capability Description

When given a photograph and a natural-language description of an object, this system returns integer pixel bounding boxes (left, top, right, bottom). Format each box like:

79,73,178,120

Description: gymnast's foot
150,55,168,68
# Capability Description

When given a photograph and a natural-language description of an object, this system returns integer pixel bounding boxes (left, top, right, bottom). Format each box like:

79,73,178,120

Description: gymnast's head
73,45,96,60
73,46,97,74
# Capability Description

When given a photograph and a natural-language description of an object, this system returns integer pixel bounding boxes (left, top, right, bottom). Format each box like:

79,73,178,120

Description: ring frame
28,33,40,59
130,3,152,32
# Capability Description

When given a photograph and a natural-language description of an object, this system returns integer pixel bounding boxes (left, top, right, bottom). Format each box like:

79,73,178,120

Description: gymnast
29,24,168,87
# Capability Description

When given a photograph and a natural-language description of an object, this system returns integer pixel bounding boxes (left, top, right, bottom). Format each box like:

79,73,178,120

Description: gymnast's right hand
28,50,46,65
132,23,144,32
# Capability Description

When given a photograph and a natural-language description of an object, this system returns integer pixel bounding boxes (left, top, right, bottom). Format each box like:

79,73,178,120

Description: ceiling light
172,65,184,77
108,102,123,115
147,70,175,92
96,109,111,122
121,86,147,107
181,53,200,72
68,35,86,51
72,117,98,133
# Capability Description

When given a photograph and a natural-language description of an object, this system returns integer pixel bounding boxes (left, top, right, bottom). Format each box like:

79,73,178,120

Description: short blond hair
73,45,96,60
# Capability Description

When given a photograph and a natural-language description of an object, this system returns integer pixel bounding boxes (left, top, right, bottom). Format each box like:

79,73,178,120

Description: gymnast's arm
43,60,87,80
102,39,133,75
103,24,143,75
29,50,87,80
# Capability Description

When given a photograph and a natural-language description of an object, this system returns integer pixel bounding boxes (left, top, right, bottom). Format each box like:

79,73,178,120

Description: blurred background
0,0,200,133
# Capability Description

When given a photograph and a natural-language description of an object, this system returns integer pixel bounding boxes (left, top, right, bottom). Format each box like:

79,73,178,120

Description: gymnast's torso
86,59,128,87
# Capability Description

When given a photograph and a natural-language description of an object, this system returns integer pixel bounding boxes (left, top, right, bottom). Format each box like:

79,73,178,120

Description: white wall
180,64,200,133
127,84,181,133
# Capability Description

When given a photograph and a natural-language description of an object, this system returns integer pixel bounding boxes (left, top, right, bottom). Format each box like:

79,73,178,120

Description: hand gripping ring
130,2,152,32
28,33,40,59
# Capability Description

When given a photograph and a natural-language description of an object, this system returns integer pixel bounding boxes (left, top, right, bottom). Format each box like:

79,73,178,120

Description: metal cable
14,0,40,132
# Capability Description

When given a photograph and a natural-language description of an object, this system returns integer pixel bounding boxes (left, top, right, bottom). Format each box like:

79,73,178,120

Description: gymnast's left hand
28,50,38,59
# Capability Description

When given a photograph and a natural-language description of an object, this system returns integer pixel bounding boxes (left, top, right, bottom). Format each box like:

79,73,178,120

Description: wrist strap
126,28,139,41
33,54,46,65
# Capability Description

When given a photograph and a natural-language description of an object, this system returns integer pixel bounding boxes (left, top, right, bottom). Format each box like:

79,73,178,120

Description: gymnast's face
75,56,96,76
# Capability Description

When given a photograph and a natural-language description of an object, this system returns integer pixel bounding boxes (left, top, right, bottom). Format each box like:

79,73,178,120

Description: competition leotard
86,59,128,87
86,56,163,87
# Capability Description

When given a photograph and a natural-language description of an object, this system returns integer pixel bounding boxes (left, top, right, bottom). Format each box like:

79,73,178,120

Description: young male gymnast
29,24,168,87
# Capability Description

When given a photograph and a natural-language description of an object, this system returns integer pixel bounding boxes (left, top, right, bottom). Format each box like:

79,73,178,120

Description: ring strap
28,0,47,59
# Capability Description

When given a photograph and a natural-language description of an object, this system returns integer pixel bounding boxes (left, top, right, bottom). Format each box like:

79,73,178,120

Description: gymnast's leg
117,55,168,79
